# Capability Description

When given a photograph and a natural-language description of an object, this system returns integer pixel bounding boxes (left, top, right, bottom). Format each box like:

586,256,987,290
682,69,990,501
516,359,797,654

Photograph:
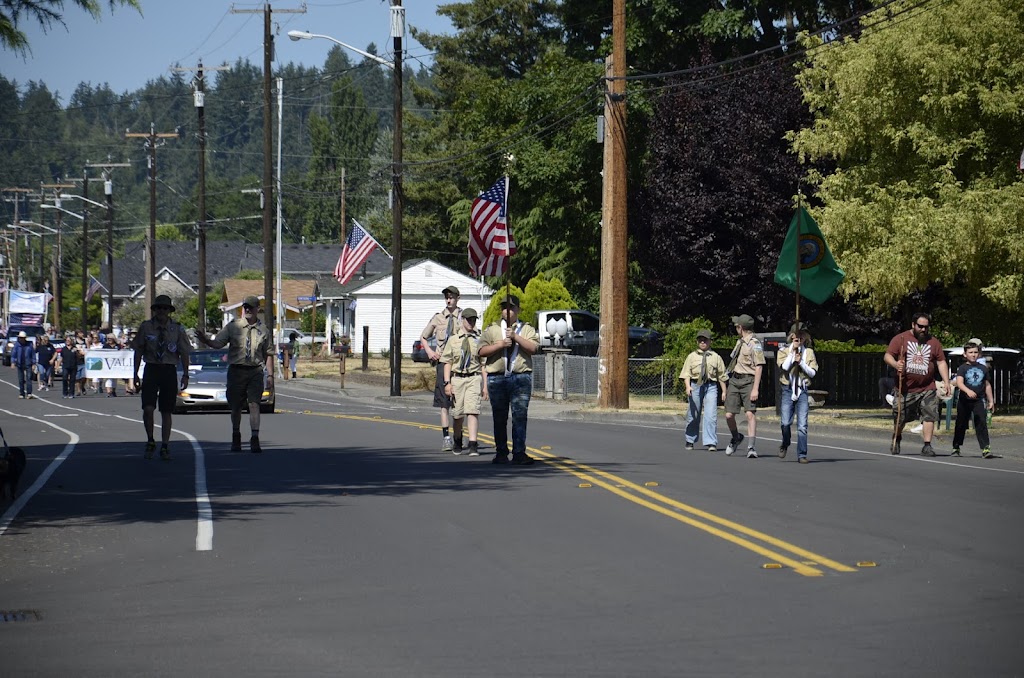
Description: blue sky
0,0,453,101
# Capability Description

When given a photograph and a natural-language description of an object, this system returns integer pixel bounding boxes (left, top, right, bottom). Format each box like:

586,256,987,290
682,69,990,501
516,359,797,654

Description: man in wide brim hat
151,294,176,312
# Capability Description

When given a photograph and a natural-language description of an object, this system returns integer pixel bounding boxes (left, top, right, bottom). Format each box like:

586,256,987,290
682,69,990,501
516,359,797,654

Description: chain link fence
533,355,682,402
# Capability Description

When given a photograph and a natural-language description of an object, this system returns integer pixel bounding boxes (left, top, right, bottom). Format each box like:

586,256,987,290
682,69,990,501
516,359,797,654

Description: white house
348,259,495,355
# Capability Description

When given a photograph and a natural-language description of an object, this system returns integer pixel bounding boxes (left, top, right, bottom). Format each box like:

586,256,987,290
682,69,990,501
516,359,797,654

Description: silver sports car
176,350,275,414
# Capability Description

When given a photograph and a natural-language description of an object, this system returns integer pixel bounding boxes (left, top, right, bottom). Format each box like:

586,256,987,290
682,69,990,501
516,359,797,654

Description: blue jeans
685,381,719,446
780,388,809,456
17,365,33,396
487,373,532,457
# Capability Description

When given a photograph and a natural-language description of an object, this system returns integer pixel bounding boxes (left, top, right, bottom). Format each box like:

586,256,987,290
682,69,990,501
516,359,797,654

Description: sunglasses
697,337,710,342
914,323,930,330
154,305,170,310
242,305,255,310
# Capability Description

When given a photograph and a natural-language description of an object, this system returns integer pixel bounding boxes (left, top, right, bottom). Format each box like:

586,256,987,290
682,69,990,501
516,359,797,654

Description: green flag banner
773,207,845,305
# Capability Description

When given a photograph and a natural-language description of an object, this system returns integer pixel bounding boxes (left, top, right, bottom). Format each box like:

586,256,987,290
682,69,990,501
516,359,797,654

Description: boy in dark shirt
57,335,80,399
952,342,995,458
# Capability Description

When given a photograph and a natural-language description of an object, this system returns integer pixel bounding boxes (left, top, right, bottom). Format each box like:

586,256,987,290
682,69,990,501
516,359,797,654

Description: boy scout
133,295,191,460
440,308,485,456
421,285,462,452
479,295,540,465
724,313,765,458
679,329,728,451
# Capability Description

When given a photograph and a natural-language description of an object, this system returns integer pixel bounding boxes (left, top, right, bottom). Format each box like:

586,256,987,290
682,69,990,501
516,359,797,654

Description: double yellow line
284,408,859,577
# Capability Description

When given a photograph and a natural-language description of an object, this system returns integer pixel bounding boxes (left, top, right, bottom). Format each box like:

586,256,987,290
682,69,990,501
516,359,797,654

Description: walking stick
891,340,906,455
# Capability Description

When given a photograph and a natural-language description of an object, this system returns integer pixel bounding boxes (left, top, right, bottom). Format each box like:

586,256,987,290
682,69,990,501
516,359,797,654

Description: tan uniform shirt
481,322,538,375
777,346,818,387
421,308,462,353
679,349,728,385
440,329,483,375
133,318,191,365
729,335,765,375
214,318,273,367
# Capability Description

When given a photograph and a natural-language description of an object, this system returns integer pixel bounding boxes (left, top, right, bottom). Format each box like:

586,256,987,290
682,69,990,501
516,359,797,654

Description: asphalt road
1,376,1022,677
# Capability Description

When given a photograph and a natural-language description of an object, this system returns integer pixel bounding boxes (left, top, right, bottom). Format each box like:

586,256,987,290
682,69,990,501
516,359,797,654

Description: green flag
773,207,845,305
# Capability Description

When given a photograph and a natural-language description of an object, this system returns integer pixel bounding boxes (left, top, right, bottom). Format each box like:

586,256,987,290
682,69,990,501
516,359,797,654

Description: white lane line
0,378,214,550
110,414,213,551
0,409,78,537
43,413,79,417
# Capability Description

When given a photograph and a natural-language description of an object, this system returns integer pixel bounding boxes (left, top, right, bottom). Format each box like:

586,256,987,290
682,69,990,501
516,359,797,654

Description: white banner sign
84,350,139,379
8,290,47,314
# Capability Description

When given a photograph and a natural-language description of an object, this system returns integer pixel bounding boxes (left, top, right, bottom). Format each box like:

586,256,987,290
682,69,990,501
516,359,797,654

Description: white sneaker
910,423,924,434
746,448,758,459
442,436,455,454
725,434,744,456
885,394,895,407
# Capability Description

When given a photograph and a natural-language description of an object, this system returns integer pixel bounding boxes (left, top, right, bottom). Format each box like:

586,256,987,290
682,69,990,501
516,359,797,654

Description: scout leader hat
461,308,479,320
732,314,755,329
500,295,521,308
242,295,261,310
151,294,175,312
442,285,460,296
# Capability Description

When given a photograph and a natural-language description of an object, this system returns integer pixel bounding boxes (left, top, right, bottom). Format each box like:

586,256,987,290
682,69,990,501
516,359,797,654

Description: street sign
297,296,316,302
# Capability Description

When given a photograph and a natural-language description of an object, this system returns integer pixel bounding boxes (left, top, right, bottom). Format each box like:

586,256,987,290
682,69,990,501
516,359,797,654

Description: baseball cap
442,285,460,297
462,308,479,320
967,337,983,347
696,329,712,340
732,314,755,329
17,330,27,338
242,295,260,309
500,295,520,308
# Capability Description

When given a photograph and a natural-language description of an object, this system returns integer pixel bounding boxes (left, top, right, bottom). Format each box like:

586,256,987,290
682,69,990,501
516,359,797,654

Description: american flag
334,220,380,285
85,275,105,302
468,177,516,277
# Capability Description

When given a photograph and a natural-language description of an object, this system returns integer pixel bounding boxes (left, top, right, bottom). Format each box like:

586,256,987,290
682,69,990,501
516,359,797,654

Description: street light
287,1,404,396
60,193,105,209
286,30,394,67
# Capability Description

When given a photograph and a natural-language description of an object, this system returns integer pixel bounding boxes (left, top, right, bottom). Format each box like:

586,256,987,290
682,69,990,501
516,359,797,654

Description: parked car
175,349,275,414
2,324,46,366
412,336,436,363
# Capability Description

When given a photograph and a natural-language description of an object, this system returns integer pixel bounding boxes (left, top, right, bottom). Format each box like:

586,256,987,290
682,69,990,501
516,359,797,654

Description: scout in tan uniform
724,313,766,458
196,295,275,453
776,329,819,463
440,308,485,456
420,285,462,452
679,329,728,451
133,294,191,460
479,295,540,465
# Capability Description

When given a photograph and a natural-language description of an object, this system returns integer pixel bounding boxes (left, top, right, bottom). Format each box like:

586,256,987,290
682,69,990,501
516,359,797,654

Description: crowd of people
678,311,997,462
7,326,141,399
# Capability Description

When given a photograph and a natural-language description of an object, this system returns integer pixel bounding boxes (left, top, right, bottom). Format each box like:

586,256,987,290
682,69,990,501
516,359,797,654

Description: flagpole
794,194,803,330
503,172,511,368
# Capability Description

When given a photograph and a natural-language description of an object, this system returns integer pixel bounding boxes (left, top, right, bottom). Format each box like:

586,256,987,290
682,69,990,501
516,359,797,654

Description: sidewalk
286,375,1023,459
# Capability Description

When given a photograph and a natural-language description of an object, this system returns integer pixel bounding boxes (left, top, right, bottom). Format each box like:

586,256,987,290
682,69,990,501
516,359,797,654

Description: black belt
230,364,262,369
453,371,479,377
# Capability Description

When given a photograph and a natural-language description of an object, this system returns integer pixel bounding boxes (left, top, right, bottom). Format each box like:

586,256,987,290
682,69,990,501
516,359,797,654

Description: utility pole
389,0,404,397
598,0,629,409
86,160,130,332
172,62,228,333
232,2,305,333
1,188,32,289
80,169,89,332
125,124,181,312
41,182,75,332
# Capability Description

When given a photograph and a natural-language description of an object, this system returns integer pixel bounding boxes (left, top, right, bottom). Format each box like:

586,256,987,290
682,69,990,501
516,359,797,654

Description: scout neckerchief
505,322,523,377
459,330,479,372
244,319,262,364
699,351,708,384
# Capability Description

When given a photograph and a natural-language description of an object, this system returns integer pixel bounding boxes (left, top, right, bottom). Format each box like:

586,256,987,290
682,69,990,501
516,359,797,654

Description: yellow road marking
280,408,859,577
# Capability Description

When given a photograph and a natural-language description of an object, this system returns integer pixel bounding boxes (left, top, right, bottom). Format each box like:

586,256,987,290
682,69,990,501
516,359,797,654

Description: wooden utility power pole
598,0,629,409
41,182,75,332
125,124,181,312
232,2,305,332
390,0,404,397
172,61,228,332
85,161,130,332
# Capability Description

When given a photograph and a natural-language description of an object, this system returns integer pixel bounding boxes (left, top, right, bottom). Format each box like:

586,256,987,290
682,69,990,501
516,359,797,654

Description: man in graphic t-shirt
884,312,951,457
